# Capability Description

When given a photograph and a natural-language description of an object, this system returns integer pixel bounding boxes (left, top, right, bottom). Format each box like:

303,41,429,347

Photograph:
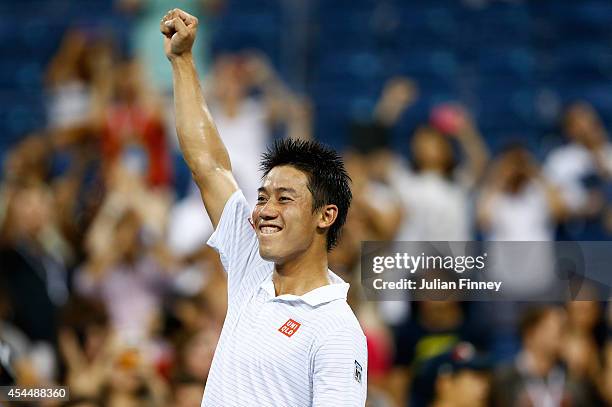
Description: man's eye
257,196,267,203
279,196,291,202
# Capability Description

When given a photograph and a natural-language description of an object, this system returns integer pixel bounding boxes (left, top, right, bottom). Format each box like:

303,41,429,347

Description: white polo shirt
201,190,367,407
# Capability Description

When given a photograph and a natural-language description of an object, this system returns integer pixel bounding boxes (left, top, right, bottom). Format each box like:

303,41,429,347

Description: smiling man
160,8,367,407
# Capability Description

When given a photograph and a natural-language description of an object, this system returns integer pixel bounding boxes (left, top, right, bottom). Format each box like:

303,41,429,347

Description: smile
259,225,282,235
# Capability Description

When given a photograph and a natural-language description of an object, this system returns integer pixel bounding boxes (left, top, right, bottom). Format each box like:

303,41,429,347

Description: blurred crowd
1,2,612,406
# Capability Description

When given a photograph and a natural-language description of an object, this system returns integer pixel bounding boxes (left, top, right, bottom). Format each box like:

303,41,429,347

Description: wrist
169,52,194,67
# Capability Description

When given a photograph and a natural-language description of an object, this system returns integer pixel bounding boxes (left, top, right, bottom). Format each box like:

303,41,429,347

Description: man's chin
259,246,281,262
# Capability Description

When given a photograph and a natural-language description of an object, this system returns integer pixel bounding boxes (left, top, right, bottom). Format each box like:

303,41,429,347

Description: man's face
525,309,565,358
252,165,321,263
449,370,490,407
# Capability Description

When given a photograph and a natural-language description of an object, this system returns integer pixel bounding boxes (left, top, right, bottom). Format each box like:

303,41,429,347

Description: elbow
189,156,232,187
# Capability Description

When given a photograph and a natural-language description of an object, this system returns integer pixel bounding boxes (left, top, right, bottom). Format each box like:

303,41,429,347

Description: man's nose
259,200,279,219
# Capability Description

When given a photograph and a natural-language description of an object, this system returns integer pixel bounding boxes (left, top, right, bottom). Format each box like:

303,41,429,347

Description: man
410,342,491,407
160,8,367,407
492,305,594,406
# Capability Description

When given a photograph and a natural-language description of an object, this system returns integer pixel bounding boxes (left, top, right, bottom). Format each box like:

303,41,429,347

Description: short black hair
260,138,352,251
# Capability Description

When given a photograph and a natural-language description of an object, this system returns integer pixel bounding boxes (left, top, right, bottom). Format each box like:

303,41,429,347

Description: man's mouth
259,225,282,235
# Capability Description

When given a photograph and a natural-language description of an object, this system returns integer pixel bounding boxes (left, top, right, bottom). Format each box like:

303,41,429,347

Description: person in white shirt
160,9,367,406
544,102,612,239
207,52,292,206
544,102,612,215
477,145,567,296
390,112,489,242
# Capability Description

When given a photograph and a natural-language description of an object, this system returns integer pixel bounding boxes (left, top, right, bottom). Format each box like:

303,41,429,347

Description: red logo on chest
278,319,301,337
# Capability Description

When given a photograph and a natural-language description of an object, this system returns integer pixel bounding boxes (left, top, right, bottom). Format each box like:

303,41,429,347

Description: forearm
457,127,489,180
537,176,568,220
171,54,231,182
476,188,498,231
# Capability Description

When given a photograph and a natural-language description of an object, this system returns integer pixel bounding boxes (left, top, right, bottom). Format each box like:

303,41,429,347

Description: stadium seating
3,0,612,158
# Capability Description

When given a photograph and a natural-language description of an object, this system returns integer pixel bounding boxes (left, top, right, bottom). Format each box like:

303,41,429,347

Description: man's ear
317,204,338,230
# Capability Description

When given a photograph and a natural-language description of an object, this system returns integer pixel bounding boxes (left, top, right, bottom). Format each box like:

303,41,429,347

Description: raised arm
161,9,238,227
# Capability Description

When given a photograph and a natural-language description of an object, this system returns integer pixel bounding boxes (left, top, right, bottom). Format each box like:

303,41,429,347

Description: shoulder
546,143,588,166
312,301,366,346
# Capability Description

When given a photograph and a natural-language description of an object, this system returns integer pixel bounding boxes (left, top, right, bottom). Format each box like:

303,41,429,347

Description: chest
226,294,316,378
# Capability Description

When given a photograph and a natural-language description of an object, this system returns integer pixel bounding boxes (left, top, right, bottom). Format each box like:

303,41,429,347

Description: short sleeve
207,190,270,301
312,326,368,407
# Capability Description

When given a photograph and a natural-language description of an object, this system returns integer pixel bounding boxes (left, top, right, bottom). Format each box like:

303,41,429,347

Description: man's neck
273,247,330,296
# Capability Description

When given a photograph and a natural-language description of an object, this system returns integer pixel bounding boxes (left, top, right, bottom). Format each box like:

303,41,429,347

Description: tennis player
161,8,367,407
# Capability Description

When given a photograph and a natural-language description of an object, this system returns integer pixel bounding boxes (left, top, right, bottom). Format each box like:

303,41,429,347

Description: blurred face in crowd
561,332,597,376
114,210,143,261
213,55,248,105
174,382,204,407
436,370,490,407
253,165,328,264
566,300,600,333
564,103,606,149
497,147,535,194
115,61,143,103
82,324,109,363
10,186,53,239
182,330,218,380
411,127,453,173
525,308,565,357
419,300,463,330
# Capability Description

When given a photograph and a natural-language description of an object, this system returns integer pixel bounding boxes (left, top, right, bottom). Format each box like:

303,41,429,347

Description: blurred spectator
410,342,490,407
58,297,110,399
334,152,402,274
545,102,612,240
43,30,115,253
391,106,489,241
0,285,29,386
167,184,214,260
478,145,566,297
349,77,418,156
492,305,596,406
45,30,109,131
174,328,218,382
0,182,70,344
478,144,566,240
390,301,491,406
171,373,205,407
76,203,176,341
331,78,414,276
169,250,227,328
206,52,300,205
102,346,168,406
2,133,52,186
97,59,172,188
560,299,607,405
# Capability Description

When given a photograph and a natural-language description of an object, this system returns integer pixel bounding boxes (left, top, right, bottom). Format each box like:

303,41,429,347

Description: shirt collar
260,270,350,307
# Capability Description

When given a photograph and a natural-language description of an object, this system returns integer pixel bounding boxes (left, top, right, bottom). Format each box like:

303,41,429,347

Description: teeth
261,226,280,234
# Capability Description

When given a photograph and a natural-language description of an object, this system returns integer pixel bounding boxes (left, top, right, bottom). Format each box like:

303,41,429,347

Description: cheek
290,207,318,233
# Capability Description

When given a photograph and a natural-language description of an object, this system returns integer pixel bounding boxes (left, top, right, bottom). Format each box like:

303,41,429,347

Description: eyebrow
257,187,298,195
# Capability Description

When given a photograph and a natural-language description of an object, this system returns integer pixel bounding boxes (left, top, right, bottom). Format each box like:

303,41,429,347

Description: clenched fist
160,8,198,60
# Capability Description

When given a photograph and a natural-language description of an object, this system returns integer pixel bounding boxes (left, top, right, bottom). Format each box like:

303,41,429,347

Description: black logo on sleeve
354,360,362,384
